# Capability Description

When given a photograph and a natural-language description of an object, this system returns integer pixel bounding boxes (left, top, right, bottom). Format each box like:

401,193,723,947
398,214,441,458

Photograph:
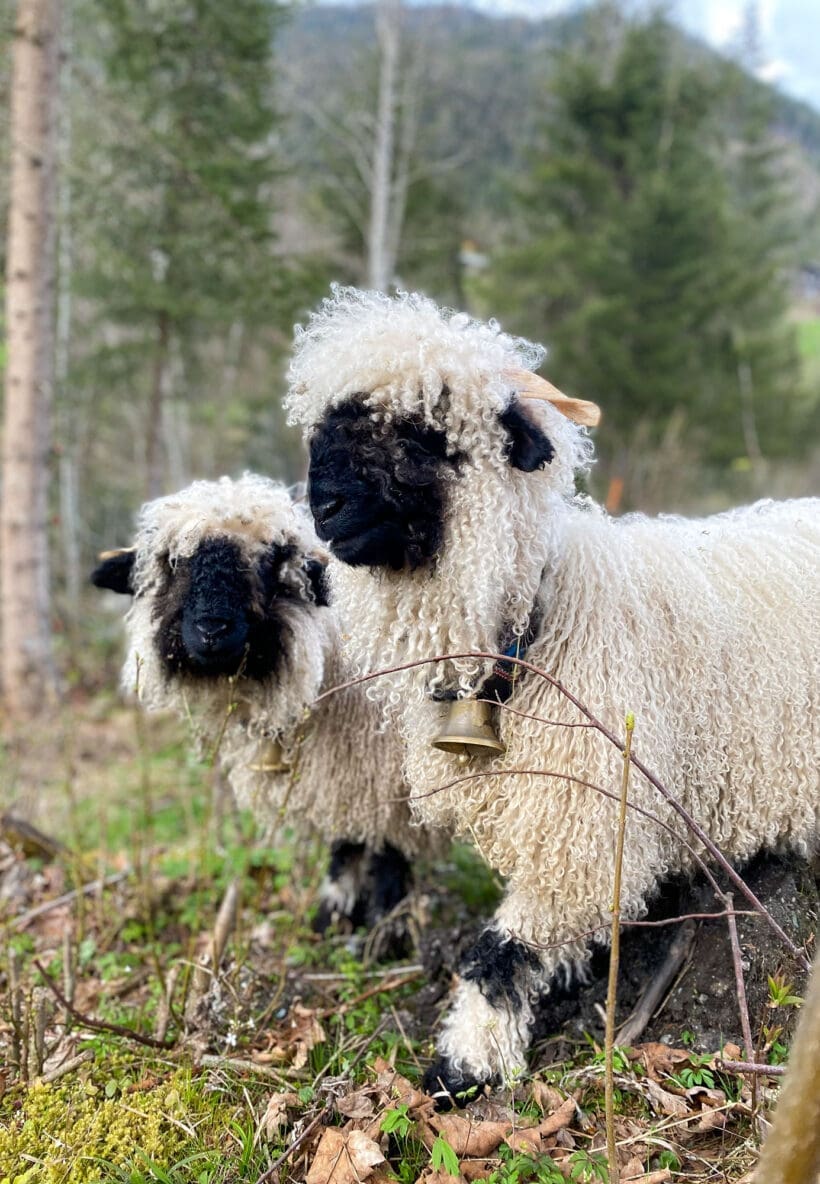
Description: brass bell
431,699,506,763
248,738,291,774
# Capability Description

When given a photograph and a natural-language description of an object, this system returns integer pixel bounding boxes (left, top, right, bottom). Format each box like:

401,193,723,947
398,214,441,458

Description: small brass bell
248,738,291,774
431,699,506,764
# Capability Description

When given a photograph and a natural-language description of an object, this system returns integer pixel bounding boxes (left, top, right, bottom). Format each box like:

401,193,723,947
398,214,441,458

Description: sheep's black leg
423,927,542,1110
363,843,412,928
314,841,413,937
313,840,369,934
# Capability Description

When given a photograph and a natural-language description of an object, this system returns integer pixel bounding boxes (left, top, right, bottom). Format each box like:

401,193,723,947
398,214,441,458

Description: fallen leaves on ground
305,1127,385,1184
252,1001,326,1069
293,1041,762,1183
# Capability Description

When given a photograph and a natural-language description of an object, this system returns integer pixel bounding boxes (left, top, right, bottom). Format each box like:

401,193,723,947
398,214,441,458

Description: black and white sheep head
92,476,330,704
286,287,594,575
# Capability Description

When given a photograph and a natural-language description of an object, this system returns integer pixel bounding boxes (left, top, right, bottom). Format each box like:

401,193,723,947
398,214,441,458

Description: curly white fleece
120,473,428,857
287,288,820,1082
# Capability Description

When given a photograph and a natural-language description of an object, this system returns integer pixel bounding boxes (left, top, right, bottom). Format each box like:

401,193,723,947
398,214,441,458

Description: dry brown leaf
337,1088,376,1120
372,1057,430,1111
506,1128,542,1155
621,1158,646,1181
266,1003,327,1069
685,1085,727,1109
530,1081,566,1115
427,1114,513,1158
536,1096,576,1137
306,1127,385,1184
721,1041,742,1062
260,1091,300,1139
637,1043,693,1081
645,1078,689,1118
414,1170,466,1184
624,1171,671,1184
693,1107,730,1132
460,1160,498,1182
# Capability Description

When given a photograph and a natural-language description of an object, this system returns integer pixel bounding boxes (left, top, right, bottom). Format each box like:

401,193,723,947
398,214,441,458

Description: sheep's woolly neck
286,286,594,697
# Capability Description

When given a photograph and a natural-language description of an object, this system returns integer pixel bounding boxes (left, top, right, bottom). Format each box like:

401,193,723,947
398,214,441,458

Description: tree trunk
367,0,400,292
145,309,170,500
1,0,61,717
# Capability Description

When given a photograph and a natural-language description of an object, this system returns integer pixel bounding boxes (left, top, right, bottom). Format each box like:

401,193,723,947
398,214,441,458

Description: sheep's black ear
91,548,136,595
304,557,331,607
499,402,555,471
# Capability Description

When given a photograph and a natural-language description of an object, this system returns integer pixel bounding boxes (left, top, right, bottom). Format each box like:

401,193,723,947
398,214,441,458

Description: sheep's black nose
195,617,232,647
315,495,345,525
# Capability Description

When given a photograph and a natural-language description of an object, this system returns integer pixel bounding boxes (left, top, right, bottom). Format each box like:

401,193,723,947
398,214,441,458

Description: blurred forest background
1,0,820,707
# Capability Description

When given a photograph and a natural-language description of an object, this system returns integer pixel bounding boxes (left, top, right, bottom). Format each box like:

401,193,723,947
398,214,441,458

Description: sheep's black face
151,537,304,680
308,398,460,571
307,396,554,572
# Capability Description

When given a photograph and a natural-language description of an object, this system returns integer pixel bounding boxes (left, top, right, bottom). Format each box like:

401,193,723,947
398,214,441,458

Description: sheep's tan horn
97,546,136,561
505,367,601,428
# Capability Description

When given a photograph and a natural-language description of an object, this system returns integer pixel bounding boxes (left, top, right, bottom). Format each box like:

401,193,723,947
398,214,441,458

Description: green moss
0,1070,218,1184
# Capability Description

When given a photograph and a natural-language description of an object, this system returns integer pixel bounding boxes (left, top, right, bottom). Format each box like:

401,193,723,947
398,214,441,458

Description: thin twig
717,1059,786,1077
252,1099,334,1184
314,652,811,970
725,891,758,1116
606,713,634,1184
477,697,596,729
36,1048,94,1084
10,872,128,931
185,878,240,1025
317,970,422,1019
616,920,697,1047
303,964,423,982
199,1053,291,1085
401,765,723,899
33,959,176,1050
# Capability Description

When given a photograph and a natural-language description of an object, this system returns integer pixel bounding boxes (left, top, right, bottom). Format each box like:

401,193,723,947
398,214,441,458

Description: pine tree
70,0,296,500
485,5,804,498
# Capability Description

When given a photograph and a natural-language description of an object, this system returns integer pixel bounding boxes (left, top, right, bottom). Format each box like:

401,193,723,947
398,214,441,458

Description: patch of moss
0,1069,218,1184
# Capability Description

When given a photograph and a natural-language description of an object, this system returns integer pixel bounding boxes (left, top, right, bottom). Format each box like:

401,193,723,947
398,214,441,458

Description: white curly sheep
285,286,820,1104
92,473,435,935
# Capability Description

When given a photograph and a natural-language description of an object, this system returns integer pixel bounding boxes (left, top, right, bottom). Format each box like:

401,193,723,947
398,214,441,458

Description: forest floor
0,699,813,1184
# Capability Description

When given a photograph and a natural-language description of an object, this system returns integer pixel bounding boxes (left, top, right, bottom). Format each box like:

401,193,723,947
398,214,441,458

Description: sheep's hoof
423,1057,488,1111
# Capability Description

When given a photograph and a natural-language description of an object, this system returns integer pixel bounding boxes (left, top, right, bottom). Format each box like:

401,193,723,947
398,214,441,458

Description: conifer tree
486,5,804,494
72,0,293,498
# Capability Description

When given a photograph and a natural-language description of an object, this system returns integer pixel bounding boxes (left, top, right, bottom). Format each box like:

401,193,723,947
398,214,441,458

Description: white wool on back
120,472,429,856
287,288,820,978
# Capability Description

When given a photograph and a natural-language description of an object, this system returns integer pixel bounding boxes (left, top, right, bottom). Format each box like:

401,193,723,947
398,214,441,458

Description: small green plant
669,1050,716,1090
381,1103,414,1138
680,1028,696,1046
670,1066,715,1090
591,1045,631,1074
487,1143,565,1183
657,1150,680,1171
430,1134,460,1176
767,974,803,1009
567,1149,609,1182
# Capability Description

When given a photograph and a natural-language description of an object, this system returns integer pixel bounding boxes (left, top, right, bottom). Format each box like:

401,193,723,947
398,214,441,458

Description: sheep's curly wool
119,473,427,859
287,287,820,1089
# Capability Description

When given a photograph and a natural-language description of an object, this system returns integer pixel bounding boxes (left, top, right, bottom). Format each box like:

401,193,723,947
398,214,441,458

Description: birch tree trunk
1,0,61,716
367,0,400,292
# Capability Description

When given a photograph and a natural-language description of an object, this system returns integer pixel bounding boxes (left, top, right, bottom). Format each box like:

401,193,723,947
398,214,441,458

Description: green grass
0,697,767,1183
797,316,820,360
